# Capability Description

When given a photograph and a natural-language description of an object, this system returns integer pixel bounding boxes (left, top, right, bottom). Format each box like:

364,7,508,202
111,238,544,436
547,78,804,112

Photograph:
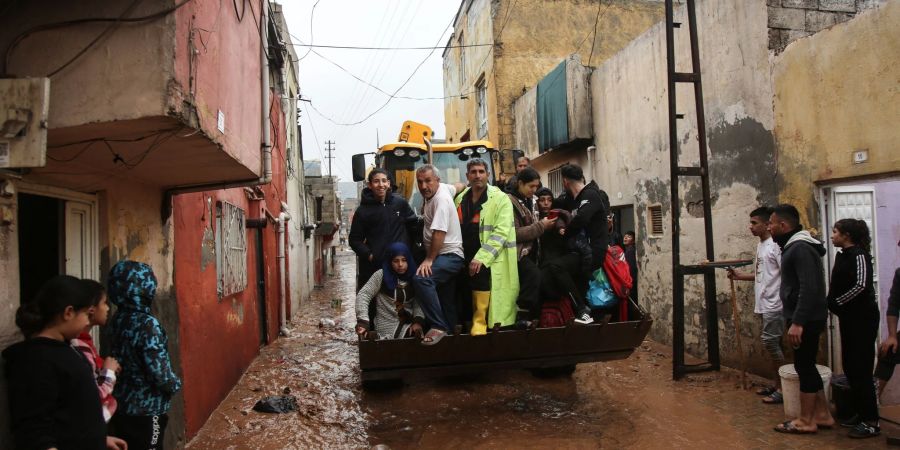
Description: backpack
539,296,575,328
604,245,633,299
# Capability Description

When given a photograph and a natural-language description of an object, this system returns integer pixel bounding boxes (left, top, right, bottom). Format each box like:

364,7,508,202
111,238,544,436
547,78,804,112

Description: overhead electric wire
297,0,321,62
292,43,494,50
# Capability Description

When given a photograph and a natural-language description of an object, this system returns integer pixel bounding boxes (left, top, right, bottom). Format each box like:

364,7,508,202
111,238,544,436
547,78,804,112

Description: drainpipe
276,209,291,336
585,145,596,183
259,0,272,184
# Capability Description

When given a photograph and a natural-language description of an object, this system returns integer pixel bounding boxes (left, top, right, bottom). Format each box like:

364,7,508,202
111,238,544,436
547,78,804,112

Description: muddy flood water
187,251,893,449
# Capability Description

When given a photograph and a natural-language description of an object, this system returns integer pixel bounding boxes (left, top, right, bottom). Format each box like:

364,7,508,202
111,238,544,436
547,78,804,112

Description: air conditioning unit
0,78,49,168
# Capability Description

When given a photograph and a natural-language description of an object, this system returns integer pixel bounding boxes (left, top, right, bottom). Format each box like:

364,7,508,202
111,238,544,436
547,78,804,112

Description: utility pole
324,140,335,178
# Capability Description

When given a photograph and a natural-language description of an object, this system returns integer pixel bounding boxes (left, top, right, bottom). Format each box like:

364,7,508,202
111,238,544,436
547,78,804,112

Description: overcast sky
280,0,462,181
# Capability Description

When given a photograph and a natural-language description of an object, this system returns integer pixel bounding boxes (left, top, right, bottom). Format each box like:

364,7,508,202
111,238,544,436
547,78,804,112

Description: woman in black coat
349,168,417,292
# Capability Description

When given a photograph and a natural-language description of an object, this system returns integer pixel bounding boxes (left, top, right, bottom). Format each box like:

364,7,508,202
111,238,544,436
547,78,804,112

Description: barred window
548,166,564,197
216,201,247,298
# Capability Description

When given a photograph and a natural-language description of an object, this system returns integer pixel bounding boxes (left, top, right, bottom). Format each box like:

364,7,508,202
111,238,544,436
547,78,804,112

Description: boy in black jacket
769,204,834,435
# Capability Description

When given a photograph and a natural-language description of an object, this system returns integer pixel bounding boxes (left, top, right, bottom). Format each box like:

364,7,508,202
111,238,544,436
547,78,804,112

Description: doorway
16,185,99,337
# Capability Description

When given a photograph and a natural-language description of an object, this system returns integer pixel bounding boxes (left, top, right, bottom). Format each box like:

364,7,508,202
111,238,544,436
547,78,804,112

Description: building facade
442,0,665,174
0,0,311,446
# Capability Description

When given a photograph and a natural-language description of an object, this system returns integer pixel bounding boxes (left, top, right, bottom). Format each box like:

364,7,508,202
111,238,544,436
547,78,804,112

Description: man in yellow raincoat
455,158,519,335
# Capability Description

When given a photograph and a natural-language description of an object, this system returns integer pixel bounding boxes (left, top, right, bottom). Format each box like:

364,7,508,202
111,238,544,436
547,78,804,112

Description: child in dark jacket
108,260,182,450
3,275,127,450
71,279,120,423
827,218,880,438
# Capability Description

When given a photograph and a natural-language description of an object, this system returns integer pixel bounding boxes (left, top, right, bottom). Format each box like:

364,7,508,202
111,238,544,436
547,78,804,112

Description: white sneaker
574,312,594,325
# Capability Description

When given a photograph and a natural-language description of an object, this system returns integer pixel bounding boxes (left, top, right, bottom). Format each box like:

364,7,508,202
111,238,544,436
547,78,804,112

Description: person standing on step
826,218,880,439
727,206,785,405
769,204,835,435
455,158,519,335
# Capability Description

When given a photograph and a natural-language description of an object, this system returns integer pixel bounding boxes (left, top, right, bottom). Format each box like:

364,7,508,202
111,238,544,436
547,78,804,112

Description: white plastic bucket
778,364,832,420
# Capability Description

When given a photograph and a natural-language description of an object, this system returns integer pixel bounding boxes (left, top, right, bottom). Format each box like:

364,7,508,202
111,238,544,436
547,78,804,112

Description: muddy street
187,252,889,449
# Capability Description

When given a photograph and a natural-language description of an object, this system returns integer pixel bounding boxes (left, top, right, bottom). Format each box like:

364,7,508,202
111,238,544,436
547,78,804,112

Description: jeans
413,253,464,332
760,311,785,362
792,319,825,393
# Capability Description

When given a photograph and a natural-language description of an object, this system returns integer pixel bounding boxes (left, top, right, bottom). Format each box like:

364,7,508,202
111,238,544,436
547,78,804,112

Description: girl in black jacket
3,276,127,450
827,218,880,438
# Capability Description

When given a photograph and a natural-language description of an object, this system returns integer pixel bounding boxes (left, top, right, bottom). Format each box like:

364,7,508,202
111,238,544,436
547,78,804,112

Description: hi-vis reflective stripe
479,224,495,233
488,234,506,246
505,242,516,248
480,243,499,257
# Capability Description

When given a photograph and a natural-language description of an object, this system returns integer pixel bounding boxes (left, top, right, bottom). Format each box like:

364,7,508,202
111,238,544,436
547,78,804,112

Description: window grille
648,204,664,237
548,166,564,196
216,201,247,297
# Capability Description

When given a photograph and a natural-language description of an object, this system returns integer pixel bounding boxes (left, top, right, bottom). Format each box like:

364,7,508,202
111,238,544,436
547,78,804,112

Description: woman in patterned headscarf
354,242,425,340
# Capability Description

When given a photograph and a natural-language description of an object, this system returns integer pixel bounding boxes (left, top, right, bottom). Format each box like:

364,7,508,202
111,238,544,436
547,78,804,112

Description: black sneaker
574,311,594,325
839,414,860,428
847,421,880,439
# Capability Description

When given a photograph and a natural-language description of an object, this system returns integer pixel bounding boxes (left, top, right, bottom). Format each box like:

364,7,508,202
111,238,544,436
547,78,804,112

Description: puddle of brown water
189,252,886,450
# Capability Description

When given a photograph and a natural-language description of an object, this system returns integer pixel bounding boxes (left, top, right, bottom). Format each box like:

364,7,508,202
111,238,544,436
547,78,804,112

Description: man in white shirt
413,165,466,345
728,206,784,404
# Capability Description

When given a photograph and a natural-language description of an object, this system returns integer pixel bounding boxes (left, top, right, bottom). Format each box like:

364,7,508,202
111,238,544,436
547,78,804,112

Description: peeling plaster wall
590,0,779,372
774,1,900,229
443,0,665,152
0,0,173,128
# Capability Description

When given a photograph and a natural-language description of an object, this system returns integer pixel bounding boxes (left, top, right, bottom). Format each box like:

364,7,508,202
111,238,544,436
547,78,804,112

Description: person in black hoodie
554,164,610,324
826,218,880,438
769,204,835,435
349,168,417,292
3,275,127,450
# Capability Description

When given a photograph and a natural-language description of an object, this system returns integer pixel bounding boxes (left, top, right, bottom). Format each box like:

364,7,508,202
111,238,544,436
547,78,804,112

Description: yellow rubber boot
471,291,490,336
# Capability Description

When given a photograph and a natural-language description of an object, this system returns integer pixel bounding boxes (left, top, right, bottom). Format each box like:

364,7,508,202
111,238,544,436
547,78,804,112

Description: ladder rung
675,113,685,119
674,72,698,83
677,166,703,176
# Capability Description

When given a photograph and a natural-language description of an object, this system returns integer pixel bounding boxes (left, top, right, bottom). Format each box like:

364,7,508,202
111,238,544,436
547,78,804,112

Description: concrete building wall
774,0,900,228
443,0,665,173
590,0,779,371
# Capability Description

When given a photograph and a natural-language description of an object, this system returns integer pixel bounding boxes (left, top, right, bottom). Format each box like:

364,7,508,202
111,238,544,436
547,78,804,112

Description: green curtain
536,60,568,152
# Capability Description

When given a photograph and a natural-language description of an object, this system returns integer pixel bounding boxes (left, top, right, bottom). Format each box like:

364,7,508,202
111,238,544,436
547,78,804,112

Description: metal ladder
665,0,719,380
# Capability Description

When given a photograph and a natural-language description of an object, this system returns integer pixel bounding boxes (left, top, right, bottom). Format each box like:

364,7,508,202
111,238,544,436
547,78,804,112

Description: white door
64,200,99,341
823,185,879,375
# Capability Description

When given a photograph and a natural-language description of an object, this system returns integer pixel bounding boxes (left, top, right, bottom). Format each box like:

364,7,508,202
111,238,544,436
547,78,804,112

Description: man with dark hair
728,206,784,404
455,158,519,335
556,163,610,324
504,155,536,193
770,204,834,434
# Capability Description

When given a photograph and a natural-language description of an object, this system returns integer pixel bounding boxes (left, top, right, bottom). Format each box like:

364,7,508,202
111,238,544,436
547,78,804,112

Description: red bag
604,245,633,300
539,296,575,328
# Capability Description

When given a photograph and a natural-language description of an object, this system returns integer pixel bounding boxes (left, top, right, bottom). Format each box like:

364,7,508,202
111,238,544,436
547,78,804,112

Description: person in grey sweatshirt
769,204,834,435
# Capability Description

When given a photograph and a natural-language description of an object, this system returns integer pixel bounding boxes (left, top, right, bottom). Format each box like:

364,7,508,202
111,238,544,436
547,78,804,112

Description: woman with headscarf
355,242,425,340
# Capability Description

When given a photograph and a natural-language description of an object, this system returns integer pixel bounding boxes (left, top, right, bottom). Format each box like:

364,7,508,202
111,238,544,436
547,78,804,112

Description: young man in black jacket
349,169,418,291
769,204,835,435
555,164,610,324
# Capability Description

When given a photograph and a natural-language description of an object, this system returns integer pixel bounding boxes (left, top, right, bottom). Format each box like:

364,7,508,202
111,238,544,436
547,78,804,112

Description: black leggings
793,319,825,394
110,413,168,450
517,256,542,319
540,253,588,311
839,309,880,422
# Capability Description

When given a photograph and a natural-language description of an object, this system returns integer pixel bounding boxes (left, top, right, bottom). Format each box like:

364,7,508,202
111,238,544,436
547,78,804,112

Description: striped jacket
827,245,877,317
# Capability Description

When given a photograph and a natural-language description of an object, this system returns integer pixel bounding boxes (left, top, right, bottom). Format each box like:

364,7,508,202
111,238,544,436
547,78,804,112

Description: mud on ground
187,252,893,449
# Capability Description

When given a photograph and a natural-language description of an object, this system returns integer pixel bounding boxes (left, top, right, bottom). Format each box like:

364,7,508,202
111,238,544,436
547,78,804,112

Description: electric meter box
0,77,49,168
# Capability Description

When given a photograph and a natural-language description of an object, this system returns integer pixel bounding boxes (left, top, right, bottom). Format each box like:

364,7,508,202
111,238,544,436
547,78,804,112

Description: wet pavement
187,251,895,449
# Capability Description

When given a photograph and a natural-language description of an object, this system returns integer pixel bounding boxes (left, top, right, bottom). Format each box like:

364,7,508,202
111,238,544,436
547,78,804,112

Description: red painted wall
174,0,263,171
173,95,288,438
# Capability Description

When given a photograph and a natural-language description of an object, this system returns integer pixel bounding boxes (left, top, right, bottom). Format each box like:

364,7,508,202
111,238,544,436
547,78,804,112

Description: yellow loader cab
352,137,501,212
